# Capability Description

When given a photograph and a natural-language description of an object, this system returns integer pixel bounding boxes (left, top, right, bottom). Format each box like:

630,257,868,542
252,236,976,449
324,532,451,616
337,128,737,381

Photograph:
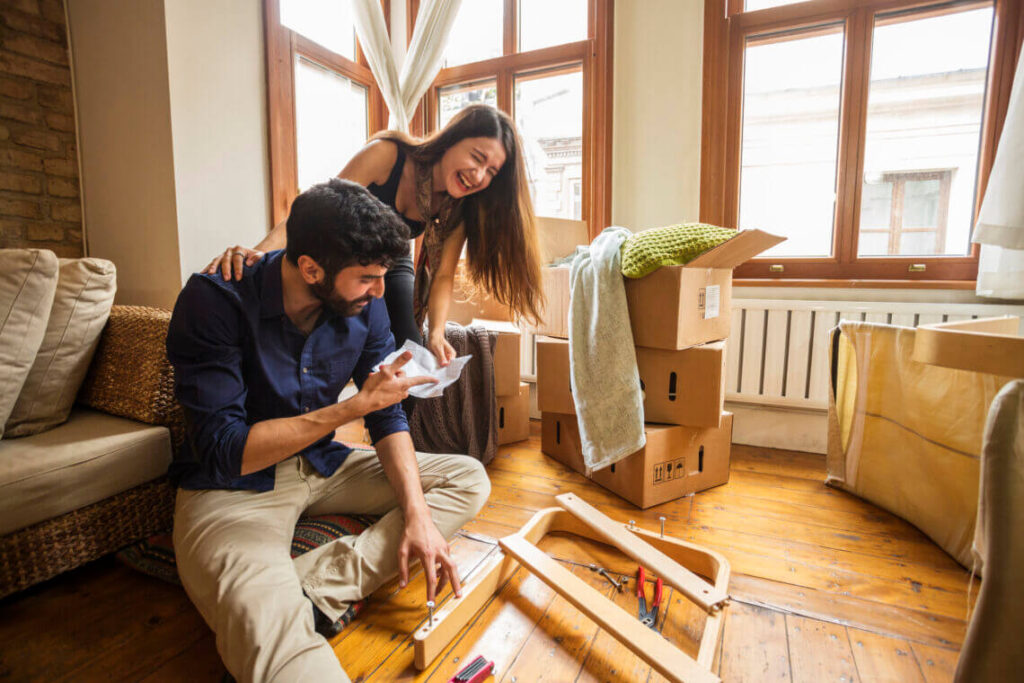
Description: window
265,0,387,224
702,0,1023,283
412,0,612,232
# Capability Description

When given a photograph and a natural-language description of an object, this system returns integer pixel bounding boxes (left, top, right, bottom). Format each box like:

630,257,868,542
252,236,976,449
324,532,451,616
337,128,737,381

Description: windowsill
733,279,976,290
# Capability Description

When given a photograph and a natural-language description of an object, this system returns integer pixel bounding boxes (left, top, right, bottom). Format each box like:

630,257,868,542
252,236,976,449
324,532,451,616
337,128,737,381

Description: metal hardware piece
909,263,927,272
769,264,784,273
426,600,435,627
659,516,666,538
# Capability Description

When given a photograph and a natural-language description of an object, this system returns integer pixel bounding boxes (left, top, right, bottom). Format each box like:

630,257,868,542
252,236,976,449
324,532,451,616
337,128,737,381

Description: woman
206,104,543,367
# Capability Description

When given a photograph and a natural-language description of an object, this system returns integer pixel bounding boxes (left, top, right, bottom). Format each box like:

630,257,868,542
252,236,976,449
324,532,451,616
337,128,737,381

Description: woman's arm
425,224,466,366
205,140,399,280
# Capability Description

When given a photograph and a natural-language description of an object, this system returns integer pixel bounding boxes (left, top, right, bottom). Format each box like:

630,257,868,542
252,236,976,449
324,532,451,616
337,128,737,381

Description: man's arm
239,354,433,474
374,431,463,603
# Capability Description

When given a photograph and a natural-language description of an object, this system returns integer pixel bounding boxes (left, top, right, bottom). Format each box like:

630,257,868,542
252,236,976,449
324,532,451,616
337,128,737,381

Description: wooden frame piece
912,315,1023,377
413,494,731,682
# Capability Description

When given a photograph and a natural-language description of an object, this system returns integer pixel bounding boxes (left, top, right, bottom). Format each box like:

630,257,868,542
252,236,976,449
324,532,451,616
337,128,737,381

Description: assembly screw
628,519,635,530
660,516,666,538
426,600,435,627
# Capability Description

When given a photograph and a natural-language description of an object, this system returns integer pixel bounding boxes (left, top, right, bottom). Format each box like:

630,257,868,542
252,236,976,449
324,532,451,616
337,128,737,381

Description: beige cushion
0,249,58,438
0,408,172,535
5,258,117,437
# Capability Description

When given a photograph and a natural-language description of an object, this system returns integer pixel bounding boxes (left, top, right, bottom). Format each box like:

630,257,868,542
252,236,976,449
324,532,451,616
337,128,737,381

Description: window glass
442,0,503,67
280,0,356,61
857,7,993,256
514,67,584,219
294,57,367,191
438,80,498,129
519,0,587,52
738,26,844,257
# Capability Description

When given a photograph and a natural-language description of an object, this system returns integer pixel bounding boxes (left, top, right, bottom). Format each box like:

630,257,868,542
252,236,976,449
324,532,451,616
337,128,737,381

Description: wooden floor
0,421,974,682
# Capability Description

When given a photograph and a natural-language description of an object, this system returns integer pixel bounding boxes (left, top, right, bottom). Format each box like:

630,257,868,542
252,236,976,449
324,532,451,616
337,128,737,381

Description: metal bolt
659,516,666,538
426,600,435,627
628,519,635,530
587,563,623,591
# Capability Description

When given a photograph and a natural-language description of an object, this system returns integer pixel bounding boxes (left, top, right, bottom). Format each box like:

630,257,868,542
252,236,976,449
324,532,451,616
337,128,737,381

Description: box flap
538,216,589,263
685,229,785,269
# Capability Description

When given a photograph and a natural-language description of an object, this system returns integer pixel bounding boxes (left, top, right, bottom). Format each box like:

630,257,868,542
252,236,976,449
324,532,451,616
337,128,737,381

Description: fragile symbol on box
653,457,686,485
698,285,721,320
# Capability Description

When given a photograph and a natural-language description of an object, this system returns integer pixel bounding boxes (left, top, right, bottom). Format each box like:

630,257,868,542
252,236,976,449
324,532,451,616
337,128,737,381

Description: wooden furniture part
413,493,731,683
912,316,1023,378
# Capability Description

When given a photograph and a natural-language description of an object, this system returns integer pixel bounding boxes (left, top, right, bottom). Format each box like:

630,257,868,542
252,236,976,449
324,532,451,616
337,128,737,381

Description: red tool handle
652,578,663,607
636,566,646,598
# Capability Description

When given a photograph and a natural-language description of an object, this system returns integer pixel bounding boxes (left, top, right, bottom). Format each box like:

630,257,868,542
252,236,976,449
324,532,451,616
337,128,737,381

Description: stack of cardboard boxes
534,229,782,508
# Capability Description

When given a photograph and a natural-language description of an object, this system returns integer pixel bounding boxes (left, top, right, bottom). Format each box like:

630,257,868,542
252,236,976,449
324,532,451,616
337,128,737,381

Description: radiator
727,299,1024,410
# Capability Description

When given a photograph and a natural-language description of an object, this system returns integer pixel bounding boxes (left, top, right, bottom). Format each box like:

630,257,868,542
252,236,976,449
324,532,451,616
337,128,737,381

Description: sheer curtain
352,0,463,132
974,48,1024,300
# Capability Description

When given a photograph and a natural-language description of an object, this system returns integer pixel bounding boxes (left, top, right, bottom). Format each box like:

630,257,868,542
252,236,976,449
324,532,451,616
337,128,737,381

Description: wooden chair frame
414,493,731,683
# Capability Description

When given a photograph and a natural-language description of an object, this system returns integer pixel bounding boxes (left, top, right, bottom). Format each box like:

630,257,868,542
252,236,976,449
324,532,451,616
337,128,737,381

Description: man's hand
397,510,462,603
358,351,437,412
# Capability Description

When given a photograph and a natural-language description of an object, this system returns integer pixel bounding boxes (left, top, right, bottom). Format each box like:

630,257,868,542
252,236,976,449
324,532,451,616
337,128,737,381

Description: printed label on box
653,457,686,485
702,285,720,320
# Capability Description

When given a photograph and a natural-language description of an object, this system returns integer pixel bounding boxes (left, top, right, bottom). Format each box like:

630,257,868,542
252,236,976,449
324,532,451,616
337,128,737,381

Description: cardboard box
535,336,575,414
541,412,734,509
474,319,521,397
536,337,726,428
496,381,530,445
637,342,726,428
624,229,783,349
532,265,571,339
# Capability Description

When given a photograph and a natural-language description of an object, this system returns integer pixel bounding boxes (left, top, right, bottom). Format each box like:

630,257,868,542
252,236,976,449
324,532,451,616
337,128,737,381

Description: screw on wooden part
628,519,635,529
659,516,666,538
426,600,435,627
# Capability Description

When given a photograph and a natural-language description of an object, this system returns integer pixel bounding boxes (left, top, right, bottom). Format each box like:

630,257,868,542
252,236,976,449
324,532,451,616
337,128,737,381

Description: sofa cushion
0,408,172,535
6,258,117,437
0,249,59,438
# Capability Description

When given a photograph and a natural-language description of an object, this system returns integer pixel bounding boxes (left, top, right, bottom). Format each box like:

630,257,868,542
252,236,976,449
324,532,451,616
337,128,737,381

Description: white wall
67,0,271,309
164,1,271,284
612,0,704,231
67,0,182,308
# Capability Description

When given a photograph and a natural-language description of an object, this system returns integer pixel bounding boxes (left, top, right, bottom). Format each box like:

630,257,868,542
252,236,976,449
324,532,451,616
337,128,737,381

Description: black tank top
366,145,426,240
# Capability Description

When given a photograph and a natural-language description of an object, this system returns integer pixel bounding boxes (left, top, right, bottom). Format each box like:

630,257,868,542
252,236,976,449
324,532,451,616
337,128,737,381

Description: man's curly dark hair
285,178,410,281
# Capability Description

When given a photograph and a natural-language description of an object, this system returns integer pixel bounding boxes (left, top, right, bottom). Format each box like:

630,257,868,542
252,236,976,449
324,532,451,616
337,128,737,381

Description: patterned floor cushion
117,512,377,632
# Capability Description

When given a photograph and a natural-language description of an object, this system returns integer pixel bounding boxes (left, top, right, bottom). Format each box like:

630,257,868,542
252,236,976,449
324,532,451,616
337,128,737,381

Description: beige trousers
172,447,490,683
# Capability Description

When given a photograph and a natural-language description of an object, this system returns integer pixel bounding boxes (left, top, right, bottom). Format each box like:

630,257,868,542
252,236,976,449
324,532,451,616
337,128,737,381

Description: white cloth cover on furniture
0,408,172,535
955,380,1024,681
0,249,58,438
6,257,116,437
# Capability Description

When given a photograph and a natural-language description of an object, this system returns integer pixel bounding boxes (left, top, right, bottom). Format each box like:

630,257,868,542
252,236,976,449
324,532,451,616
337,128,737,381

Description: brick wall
0,0,82,257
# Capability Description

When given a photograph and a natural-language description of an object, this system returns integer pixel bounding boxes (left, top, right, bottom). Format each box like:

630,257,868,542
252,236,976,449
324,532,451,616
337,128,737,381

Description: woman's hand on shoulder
338,138,400,187
204,245,265,281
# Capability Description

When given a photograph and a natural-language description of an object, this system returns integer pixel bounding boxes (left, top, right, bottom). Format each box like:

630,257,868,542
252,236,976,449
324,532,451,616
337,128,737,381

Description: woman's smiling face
437,136,507,198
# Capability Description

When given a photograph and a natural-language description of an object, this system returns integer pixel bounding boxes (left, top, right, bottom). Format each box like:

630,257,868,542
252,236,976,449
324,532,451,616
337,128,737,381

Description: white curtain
974,47,1024,300
352,0,463,132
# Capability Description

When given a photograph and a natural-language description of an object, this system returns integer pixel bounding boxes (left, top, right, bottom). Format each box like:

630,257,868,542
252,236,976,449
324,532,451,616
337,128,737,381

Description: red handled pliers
636,566,662,630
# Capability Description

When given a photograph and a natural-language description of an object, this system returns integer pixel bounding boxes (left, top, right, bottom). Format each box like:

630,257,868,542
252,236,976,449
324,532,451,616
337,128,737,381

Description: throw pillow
0,249,59,438
620,223,737,279
6,257,117,437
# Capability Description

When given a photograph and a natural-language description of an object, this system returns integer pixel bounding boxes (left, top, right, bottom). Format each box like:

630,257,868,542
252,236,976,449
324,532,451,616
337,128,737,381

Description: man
166,179,490,682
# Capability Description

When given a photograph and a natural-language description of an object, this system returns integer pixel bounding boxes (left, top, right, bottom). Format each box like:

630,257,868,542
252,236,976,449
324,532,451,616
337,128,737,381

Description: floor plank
718,602,792,682
847,627,925,683
786,614,860,683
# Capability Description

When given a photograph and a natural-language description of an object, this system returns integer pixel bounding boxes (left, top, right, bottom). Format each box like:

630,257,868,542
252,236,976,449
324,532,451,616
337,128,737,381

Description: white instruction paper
703,285,721,320
374,340,472,399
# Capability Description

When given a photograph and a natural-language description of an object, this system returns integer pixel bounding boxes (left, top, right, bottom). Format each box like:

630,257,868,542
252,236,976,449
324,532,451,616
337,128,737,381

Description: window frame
409,0,613,237
264,0,390,226
701,0,1024,286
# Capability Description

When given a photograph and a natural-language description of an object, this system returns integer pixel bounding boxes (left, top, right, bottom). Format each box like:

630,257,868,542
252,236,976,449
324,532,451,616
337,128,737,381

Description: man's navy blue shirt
165,250,408,491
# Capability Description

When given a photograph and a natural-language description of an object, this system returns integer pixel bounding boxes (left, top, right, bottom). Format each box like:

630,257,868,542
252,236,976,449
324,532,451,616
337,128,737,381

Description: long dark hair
373,105,543,324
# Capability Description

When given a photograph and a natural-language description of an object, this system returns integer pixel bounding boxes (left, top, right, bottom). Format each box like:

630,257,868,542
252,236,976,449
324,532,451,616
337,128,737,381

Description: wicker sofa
0,306,184,599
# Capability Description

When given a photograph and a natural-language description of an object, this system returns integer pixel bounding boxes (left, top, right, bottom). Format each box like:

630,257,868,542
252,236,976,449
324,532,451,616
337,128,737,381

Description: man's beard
310,278,372,317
